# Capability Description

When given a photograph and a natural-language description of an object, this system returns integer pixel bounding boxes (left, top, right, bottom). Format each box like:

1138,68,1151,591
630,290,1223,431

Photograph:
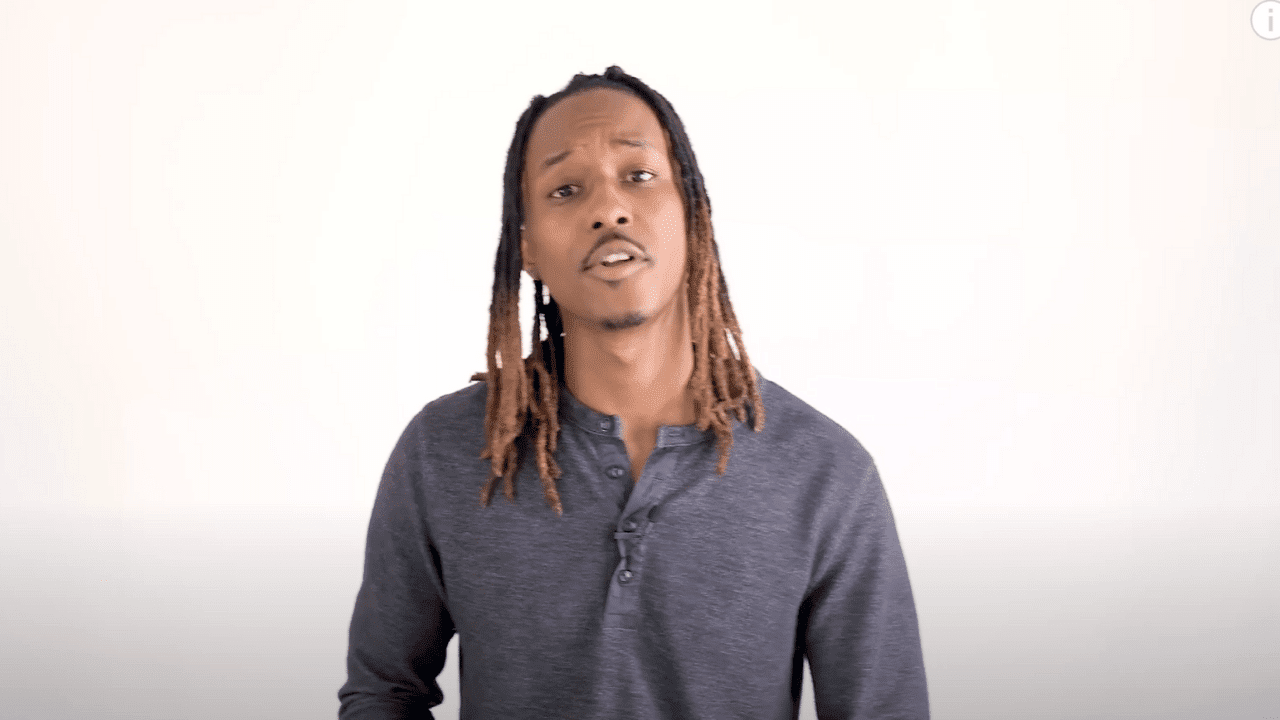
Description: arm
339,414,455,720
803,462,929,720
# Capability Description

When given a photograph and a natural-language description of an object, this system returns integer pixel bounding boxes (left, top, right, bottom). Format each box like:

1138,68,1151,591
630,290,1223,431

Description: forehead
525,88,670,167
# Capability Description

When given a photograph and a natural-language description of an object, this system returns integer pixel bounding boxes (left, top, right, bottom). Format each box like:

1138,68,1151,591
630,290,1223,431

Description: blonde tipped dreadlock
471,66,765,516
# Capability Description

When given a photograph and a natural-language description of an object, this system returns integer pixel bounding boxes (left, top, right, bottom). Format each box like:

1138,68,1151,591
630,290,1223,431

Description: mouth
583,231,647,271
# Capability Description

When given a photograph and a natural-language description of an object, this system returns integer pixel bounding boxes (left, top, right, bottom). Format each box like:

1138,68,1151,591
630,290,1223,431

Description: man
339,66,928,719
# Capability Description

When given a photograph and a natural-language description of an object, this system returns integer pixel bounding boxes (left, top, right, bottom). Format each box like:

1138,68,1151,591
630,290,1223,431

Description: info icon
1254,0,1280,39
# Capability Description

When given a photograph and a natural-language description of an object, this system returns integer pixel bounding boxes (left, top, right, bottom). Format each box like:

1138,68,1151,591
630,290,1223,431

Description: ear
520,225,539,280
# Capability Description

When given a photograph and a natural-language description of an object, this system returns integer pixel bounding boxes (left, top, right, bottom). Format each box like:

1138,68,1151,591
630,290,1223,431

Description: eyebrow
540,138,650,170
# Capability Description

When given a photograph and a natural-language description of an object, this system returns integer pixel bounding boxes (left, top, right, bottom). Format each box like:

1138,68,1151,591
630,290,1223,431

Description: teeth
601,252,632,265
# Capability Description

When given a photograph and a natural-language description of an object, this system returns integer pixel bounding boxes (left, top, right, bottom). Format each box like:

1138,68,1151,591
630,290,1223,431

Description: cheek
526,218,575,265
650,189,687,240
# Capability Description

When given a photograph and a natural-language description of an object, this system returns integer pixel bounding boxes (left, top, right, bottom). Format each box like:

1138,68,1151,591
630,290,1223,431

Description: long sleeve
803,461,929,720
339,412,455,720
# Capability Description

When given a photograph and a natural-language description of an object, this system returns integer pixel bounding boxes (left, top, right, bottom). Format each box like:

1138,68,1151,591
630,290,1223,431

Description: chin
599,312,648,331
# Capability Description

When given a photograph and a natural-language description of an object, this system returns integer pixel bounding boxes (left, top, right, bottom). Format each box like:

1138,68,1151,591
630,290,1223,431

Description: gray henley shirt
339,370,928,719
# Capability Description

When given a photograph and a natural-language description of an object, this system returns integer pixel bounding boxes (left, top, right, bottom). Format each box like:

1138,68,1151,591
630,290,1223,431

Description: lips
583,231,647,271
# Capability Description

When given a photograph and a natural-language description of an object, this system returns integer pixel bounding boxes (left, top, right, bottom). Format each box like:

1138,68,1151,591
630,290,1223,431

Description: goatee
600,312,647,331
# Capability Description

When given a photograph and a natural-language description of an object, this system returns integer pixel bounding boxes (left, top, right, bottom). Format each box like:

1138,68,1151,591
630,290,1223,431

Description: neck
561,293,696,430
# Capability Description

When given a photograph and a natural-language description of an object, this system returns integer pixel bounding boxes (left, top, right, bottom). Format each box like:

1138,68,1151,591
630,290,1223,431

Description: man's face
521,88,688,332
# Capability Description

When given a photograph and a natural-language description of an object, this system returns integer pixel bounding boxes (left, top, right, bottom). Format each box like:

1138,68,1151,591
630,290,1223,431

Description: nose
589,182,630,230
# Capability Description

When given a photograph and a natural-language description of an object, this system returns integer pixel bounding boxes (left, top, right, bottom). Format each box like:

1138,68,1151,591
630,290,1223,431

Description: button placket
613,512,647,586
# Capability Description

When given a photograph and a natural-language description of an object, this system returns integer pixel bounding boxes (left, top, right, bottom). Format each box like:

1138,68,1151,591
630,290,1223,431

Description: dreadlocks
470,66,765,515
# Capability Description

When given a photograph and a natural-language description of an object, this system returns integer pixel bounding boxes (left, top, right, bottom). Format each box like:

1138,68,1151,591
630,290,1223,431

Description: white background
2,0,1277,718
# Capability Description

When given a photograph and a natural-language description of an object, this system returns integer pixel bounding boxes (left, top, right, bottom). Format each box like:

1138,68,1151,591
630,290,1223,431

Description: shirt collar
557,381,713,449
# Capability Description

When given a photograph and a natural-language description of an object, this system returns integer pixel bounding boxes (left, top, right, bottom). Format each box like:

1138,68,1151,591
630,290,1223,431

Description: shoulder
752,376,899,564
419,378,489,427
753,373,875,475
395,379,490,460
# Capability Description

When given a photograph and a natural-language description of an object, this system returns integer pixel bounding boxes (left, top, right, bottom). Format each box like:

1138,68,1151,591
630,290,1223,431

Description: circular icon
1253,0,1280,39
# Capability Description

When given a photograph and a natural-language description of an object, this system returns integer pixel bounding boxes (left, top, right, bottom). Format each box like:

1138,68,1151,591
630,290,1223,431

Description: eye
629,170,656,182
550,184,579,199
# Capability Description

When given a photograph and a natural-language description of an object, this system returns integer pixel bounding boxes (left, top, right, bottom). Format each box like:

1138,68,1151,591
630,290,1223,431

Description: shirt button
622,519,637,532
607,466,625,479
598,419,611,431
618,570,633,584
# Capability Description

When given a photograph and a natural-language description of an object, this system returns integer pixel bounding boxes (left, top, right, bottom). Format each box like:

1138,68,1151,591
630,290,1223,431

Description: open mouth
584,232,647,271
584,240,649,282
598,251,636,268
